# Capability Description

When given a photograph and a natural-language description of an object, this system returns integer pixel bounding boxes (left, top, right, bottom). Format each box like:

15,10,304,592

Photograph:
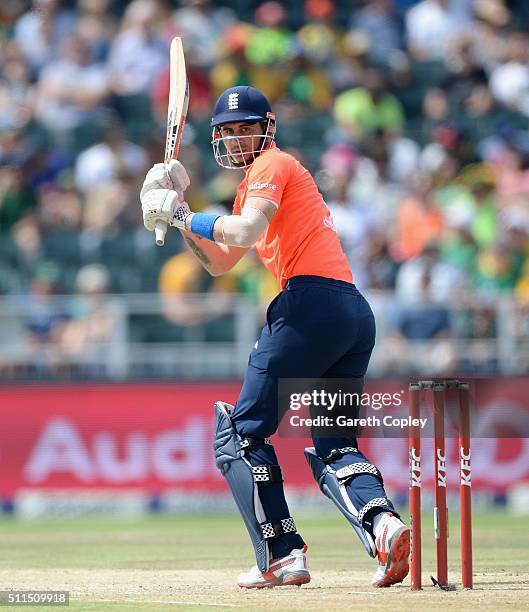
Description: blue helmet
210,86,276,169
210,86,273,127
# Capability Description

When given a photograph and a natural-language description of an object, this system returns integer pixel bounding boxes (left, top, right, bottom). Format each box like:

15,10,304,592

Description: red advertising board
1,381,529,497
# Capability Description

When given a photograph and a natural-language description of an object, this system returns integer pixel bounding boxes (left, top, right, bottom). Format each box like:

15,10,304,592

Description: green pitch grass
0,511,528,611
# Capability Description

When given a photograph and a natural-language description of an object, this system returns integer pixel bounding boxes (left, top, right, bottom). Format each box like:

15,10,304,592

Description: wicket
408,380,473,590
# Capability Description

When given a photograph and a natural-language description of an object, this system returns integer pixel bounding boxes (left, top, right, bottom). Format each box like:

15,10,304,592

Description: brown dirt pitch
1,512,528,611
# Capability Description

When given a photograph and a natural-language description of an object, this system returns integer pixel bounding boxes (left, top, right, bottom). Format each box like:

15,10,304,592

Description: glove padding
140,160,190,201
142,188,191,232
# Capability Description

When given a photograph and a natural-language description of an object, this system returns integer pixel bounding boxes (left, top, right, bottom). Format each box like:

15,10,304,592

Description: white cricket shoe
237,546,310,589
371,513,410,588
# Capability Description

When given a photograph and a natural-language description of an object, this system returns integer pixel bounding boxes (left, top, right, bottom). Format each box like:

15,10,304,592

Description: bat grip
155,220,167,246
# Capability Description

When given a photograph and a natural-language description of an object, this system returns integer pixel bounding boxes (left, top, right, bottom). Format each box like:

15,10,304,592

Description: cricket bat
155,37,189,247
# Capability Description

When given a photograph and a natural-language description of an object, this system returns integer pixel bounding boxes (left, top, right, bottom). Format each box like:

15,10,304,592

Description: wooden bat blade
158,37,189,247
164,37,189,165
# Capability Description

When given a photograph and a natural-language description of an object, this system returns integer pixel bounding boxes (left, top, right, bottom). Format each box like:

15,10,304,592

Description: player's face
212,116,275,169
219,121,264,165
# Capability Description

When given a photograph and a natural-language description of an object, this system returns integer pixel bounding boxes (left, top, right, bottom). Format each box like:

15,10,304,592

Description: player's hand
140,160,190,200
166,159,190,192
141,188,191,231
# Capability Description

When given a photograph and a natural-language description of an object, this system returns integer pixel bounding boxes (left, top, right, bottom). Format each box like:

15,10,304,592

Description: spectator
318,144,374,287
0,42,35,131
296,0,339,66
364,231,400,290
515,234,529,303
17,261,69,376
0,165,37,230
172,0,236,69
107,0,167,97
245,1,293,67
208,25,255,100
75,116,147,193
493,138,529,204
37,175,83,231
297,0,339,65
81,173,139,237
439,218,478,276
450,0,509,76
395,241,466,304
351,0,403,65
218,250,278,308
34,33,109,149
383,262,457,375
405,0,473,61
474,242,519,295
14,0,76,73
461,83,512,144
488,30,529,117
394,174,444,260
59,264,125,378
286,52,333,110
76,0,117,62
346,131,408,228
326,28,371,93
468,178,498,249
158,250,233,327
333,68,404,141
421,87,450,129
502,211,529,282
10,215,43,270
442,36,488,106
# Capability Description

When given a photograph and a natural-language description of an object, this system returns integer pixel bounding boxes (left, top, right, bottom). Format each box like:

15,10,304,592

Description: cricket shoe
371,513,410,588
237,546,310,588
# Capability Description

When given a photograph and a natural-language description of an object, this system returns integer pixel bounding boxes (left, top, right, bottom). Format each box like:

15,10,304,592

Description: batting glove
141,188,191,232
140,160,190,201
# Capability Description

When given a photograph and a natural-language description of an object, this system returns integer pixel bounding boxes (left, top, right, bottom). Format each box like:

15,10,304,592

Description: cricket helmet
210,86,276,169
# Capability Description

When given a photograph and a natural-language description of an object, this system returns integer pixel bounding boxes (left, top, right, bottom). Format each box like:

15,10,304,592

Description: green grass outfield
1,511,528,611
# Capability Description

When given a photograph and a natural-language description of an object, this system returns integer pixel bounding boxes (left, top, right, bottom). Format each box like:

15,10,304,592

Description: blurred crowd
2,0,529,376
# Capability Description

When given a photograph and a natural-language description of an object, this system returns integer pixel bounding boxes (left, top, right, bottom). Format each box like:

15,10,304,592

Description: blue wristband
190,213,221,241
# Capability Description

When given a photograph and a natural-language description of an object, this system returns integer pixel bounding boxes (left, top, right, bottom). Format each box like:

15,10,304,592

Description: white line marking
95,599,242,608
484,586,529,591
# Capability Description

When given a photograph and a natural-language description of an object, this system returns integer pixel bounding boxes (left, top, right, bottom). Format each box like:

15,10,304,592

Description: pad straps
240,436,272,450
358,497,393,523
335,462,383,484
251,465,283,484
323,447,359,462
261,517,297,540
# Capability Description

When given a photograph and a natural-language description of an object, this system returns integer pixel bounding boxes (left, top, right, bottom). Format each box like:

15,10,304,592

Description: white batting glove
140,160,190,201
141,188,191,232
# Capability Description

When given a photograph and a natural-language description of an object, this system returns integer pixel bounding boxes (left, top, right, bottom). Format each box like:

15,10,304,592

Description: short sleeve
232,197,242,215
245,150,292,207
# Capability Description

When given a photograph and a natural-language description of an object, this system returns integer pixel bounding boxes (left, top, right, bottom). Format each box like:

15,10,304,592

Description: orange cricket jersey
232,143,353,289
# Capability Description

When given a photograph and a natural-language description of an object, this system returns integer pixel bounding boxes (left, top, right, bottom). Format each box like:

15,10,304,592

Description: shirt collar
244,141,277,175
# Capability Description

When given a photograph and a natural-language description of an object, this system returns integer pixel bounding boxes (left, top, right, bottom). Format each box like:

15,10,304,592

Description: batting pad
213,402,297,572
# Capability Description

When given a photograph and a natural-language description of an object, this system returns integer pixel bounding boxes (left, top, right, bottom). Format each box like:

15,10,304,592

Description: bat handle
155,220,167,246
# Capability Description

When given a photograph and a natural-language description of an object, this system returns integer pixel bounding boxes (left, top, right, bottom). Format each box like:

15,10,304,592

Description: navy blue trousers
231,275,389,558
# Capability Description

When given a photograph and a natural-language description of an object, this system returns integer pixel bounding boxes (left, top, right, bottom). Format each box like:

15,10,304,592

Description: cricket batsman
140,86,410,588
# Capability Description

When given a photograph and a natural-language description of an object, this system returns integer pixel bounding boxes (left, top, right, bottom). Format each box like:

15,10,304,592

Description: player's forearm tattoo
184,236,211,267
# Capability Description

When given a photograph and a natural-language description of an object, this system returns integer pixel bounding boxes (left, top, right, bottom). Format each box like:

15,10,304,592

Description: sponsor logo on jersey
323,214,337,232
248,181,277,191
